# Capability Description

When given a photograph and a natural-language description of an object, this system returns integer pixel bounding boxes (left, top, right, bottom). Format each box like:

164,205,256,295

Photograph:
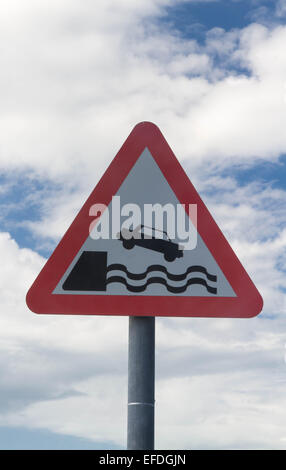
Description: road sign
26,121,263,317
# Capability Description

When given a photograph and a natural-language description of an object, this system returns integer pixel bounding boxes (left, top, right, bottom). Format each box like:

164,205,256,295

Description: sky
0,0,286,450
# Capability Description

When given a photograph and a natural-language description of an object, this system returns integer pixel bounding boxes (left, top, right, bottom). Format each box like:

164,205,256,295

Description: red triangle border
26,122,263,318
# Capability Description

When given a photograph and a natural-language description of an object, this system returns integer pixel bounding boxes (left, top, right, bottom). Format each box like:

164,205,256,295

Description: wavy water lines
106,264,217,294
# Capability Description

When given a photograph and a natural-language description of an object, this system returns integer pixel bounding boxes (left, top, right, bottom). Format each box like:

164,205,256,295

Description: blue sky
0,426,113,450
161,0,257,36
0,0,286,450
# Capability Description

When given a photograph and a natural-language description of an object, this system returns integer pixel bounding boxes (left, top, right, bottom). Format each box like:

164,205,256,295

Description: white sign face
53,148,236,298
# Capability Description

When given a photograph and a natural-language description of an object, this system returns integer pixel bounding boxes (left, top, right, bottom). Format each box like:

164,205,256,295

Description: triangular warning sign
26,122,263,318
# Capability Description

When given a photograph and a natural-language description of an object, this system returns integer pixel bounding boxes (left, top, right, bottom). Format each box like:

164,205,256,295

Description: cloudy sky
1,0,286,450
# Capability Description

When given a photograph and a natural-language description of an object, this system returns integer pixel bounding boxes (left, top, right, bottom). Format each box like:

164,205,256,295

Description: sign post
26,121,263,450
127,316,155,450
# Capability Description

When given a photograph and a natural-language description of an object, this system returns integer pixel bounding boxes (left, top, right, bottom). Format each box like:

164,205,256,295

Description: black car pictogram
117,225,184,262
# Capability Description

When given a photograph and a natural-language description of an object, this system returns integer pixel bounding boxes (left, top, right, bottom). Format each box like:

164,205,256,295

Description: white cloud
156,368,286,449
1,1,286,182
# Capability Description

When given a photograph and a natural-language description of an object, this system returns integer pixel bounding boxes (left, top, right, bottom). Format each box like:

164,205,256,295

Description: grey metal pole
127,316,155,450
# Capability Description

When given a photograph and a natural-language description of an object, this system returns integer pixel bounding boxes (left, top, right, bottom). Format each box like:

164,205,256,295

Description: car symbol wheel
123,239,135,249
164,252,176,262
